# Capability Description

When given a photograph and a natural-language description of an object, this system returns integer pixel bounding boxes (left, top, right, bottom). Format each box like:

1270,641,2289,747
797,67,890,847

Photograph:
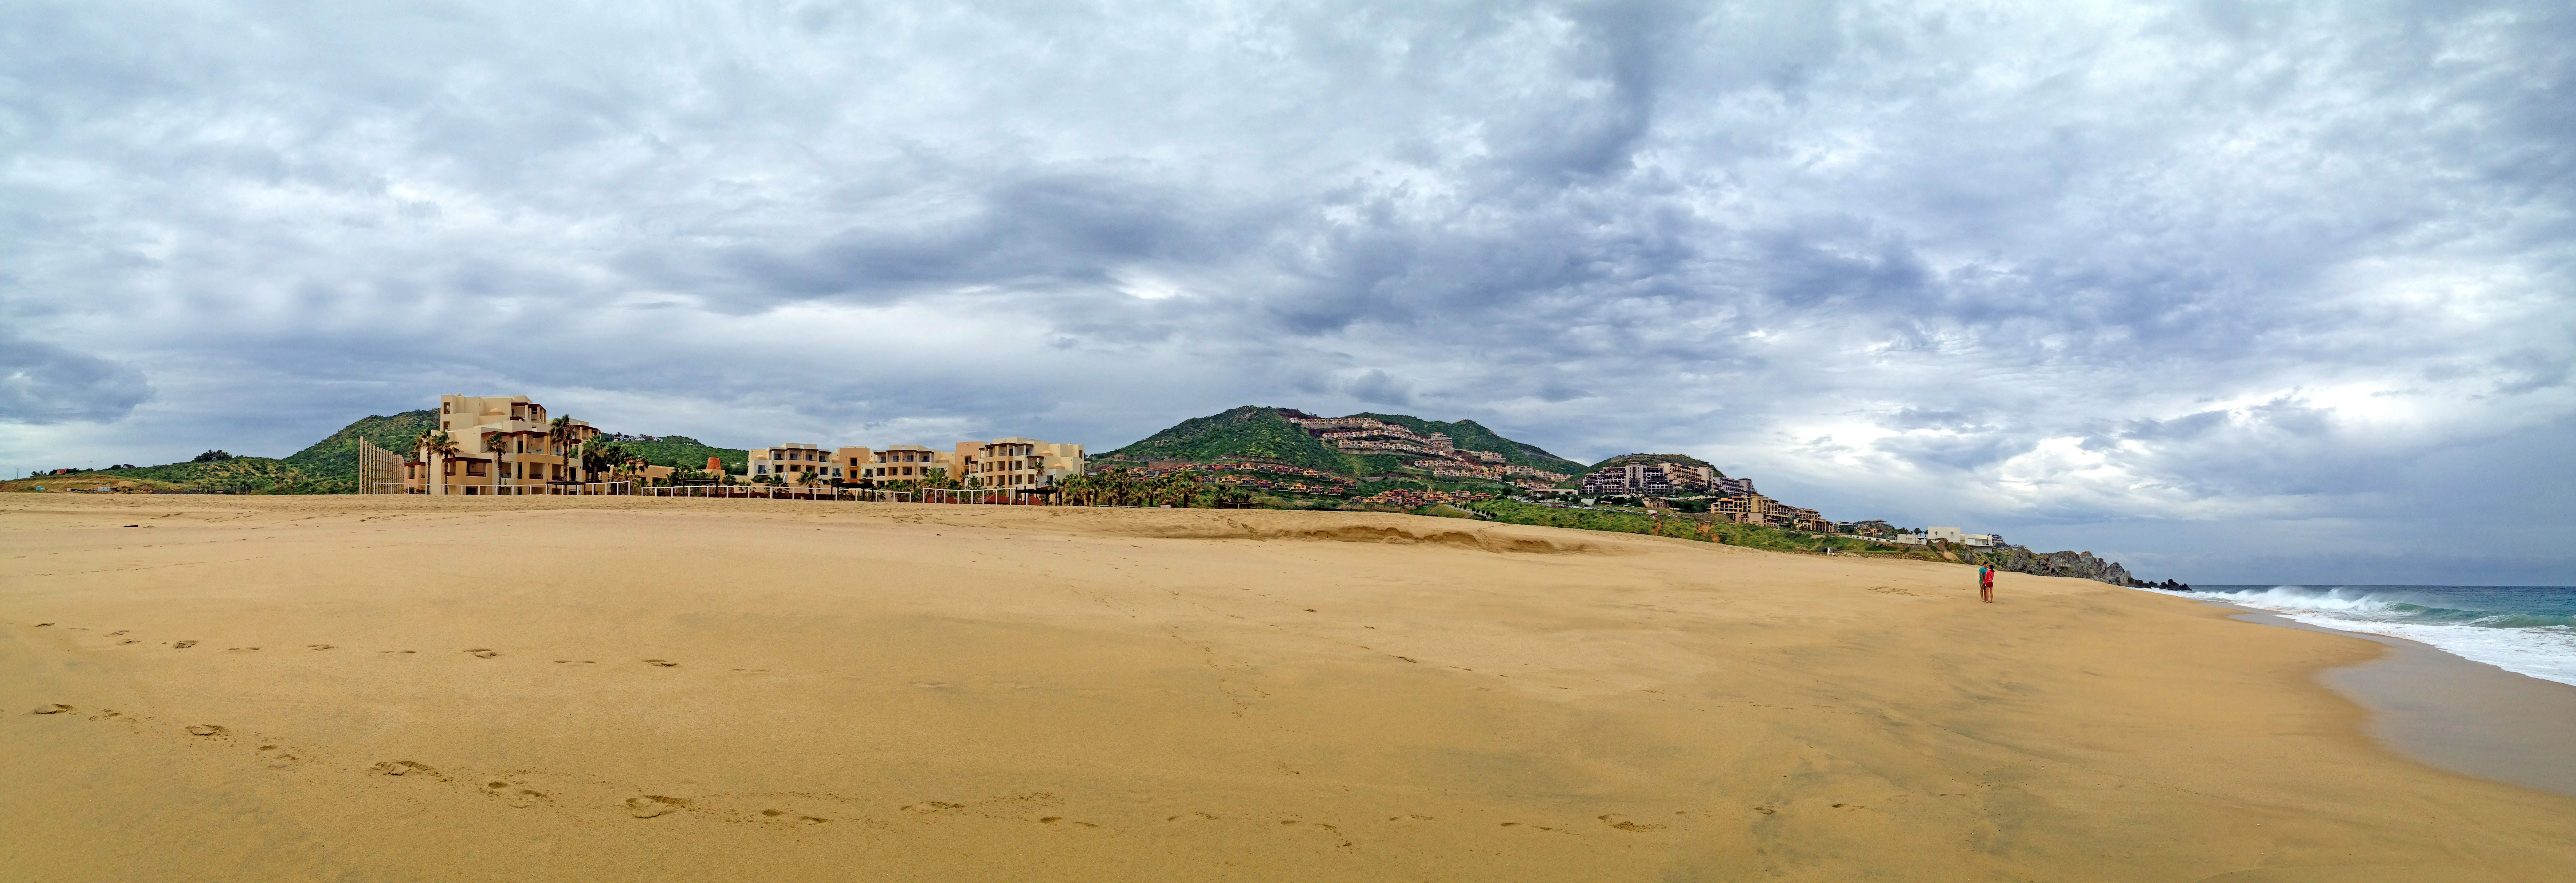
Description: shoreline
2214,603,2576,800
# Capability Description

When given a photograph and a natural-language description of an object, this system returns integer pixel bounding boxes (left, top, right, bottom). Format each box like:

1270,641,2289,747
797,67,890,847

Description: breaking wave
2174,585,2576,686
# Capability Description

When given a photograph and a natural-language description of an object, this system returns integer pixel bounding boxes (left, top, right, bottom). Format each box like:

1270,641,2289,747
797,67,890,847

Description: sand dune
3,496,2571,881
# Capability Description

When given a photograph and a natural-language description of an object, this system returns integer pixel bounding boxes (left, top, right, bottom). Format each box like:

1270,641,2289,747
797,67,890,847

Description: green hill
619,436,748,474
37,456,329,494
280,409,442,490
1099,406,1583,477
1099,406,1352,471
40,409,440,494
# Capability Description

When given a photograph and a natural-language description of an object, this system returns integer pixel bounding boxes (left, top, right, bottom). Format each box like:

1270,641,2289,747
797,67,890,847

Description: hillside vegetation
11,456,330,494
1464,499,1889,553
1100,405,1582,477
280,409,441,490
1100,407,1356,471
620,436,749,473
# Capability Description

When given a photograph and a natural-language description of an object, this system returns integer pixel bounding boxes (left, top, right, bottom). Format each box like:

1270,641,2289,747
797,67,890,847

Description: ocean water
2159,585,2576,687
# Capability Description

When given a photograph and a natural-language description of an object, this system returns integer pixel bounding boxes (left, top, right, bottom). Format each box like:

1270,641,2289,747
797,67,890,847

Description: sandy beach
4,495,2571,881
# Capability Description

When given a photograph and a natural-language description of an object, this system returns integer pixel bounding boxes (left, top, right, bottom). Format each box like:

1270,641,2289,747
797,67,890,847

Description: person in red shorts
1979,565,1995,603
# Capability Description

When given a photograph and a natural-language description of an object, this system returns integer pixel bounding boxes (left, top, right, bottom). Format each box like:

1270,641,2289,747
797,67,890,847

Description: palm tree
546,416,578,483
575,438,628,484
414,430,460,495
481,431,513,487
409,429,435,493
1214,483,1252,509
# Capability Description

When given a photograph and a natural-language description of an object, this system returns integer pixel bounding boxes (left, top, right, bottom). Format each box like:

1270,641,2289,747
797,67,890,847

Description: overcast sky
4,1,2570,583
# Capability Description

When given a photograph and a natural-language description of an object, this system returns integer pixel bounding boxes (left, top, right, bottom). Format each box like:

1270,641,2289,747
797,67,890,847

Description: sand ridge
4,495,2573,881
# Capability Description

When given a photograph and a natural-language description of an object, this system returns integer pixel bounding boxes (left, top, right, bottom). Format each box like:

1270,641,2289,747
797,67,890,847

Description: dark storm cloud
3,0,2572,579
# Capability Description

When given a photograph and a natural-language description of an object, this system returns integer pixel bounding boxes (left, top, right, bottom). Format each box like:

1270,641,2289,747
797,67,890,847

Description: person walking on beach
1979,565,1995,603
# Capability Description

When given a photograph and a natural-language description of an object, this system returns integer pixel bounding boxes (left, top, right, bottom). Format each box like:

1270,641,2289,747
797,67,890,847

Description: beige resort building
402,395,676,494
749,437,1084,490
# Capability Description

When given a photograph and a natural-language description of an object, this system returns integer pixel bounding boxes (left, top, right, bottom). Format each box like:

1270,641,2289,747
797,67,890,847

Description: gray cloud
0,332,153,424
1,0,2571,581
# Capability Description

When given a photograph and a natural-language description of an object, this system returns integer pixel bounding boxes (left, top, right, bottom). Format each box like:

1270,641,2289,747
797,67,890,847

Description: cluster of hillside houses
1563,457,1834,532
1276,411,1569,490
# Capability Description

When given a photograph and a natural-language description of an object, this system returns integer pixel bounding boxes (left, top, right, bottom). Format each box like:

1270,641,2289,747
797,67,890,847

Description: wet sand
2223,608,2576,800
4,495,2573,881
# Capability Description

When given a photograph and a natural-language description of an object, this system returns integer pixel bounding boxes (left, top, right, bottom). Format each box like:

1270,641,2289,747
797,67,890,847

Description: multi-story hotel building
748,443,862,483
966,437,1084,490
749,438,1086,490
403,395,604,494
1712,494,1830,532
1580,460,1721,497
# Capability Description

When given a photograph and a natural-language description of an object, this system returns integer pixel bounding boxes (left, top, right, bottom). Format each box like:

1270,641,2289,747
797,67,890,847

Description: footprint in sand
225,647,260,652
1599,813,1665,831
644,659,678,667
484,782,548,808
465,648,499,659
308,644,335,651
371,760,441,778
118,640,140,645
185,725,228,737
172,640,197,649
625,795,689,818
106,631,127,636
256,745,306,769
32,704,73,715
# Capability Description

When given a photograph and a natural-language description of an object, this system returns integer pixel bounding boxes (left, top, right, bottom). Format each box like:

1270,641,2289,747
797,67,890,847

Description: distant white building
1924,527,1999,547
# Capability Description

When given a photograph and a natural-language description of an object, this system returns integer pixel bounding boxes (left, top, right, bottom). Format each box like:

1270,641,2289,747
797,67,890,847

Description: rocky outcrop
1974,547,2139,586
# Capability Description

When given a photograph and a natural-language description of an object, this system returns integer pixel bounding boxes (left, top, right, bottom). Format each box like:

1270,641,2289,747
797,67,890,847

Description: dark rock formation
1975,547,2139,586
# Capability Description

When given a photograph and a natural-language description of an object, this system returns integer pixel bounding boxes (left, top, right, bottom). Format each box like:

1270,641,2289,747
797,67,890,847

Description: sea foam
2142,584,2576,687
